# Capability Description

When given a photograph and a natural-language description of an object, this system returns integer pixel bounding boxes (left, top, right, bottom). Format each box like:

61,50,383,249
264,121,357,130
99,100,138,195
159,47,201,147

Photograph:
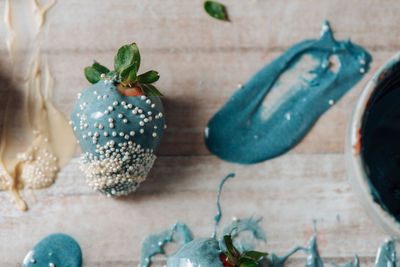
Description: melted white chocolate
1,0,76,210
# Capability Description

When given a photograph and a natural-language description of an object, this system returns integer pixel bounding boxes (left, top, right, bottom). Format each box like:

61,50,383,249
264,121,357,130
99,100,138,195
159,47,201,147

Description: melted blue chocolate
374,239,397,267
139,222,194,267
22,233,82,267
205,21,371,164
213,173,235,239
361,60,400,222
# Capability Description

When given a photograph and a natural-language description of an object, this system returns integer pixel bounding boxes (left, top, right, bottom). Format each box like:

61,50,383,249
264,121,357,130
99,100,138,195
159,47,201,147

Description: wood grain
0,0,397,266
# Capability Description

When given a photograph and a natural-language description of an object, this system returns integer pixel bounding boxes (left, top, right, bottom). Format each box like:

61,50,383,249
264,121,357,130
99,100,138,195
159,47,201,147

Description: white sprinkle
139,121,145,126
97,95,102,100
127,104,133,109
112,131,117,136
138,109,143,114
121,101,126,105
146,99,151,104
108,106,114,111
132,110,138,115
77,93,82,99
141,95,146,100
285,113,291,121
108,118,114,123
109,123,114,128
103,95,108,99
113,101,119,106
329,99,334,105
105,110,109,115
100,73,106,78
118,114,123,118
88,132,93,137
152,132,157,137
151,104,155,108
360,68,365,73
68,120,73,125
119,132,124,137
83,135,87,139
144,118,149,123
140,129,144,134
104,132,109,136
124,134,130,140
123,119,128,124
94,132,99,137
99,124,104,129
130,131,135,136
49,263,55,267
237,83,243,89
94,123,99,128
154,126,157,129
164,124,167,129
140,114,145,118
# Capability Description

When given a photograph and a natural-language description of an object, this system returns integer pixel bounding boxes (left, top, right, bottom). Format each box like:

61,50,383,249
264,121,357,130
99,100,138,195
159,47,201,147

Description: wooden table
1,0,399,266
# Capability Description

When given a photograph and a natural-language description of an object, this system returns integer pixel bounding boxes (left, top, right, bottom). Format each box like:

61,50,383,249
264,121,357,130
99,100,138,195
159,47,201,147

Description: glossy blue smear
205,21,372,164
374,239,397,267
212,173,235,239
139,222,194,267
269,222,359,267
219,216,266,252
22,233,82,267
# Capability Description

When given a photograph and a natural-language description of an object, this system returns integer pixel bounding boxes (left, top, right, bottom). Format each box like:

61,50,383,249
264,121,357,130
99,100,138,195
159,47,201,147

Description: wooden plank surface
0,0,398,266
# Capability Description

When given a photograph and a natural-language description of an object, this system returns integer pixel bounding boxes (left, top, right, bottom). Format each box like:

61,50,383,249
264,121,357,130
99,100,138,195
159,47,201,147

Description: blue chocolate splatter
212,173,235,239
22,233,82,267
361,57,400,222
205,21,371,164
139,222,194,267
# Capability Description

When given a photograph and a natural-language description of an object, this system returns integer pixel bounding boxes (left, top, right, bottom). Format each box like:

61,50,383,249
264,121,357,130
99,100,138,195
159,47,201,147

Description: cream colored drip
0,0,76,210
4,0,15,61
31,0,56,31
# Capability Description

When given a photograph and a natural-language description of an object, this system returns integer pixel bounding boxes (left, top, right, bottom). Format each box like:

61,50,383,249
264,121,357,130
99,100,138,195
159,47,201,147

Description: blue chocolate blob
22,233,82,267
361,59,400,222
205,21,371,164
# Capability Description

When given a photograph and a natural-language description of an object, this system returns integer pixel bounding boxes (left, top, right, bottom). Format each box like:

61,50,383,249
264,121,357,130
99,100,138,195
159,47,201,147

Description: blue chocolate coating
205,21,371,164
71,81,165,156
22,233,82,267
166,238,223,267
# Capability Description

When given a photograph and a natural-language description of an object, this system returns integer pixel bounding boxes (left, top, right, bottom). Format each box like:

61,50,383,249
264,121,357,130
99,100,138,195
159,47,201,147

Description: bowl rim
346,52,400,238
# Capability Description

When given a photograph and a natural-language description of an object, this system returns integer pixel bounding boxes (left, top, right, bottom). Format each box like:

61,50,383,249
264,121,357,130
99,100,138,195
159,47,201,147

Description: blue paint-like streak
139,221,194,267
205,21,371,164
212,173,235,239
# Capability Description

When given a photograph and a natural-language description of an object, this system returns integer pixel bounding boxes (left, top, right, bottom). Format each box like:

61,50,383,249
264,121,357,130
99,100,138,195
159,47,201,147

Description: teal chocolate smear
374,239,397,267
219,216,266,253
269,221,359,267
139,222,194,267
361,59,400,222
205,21,371,164
22,233,82,267
212,173,235,239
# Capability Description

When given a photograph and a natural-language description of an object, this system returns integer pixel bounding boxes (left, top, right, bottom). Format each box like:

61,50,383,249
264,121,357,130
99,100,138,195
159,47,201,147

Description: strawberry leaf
137,70,160,84
140,83,163,97
84,66,102,84
114,43,141,75
92,61,110,75
239,262,257,267
204,1,228,21
241,251,268,261
120,65,137,84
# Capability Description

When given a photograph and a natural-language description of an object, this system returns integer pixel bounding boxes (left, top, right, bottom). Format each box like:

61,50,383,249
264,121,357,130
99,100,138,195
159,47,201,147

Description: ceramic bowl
346,53,400,238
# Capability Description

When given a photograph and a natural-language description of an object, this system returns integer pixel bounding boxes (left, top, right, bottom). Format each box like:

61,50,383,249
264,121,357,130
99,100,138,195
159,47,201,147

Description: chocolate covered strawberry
166,231,267,267
70,43,165,197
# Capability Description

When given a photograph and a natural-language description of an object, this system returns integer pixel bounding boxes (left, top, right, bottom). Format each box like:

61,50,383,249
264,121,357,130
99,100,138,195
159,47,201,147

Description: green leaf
84,66,101,84
140,83,163,97
204,1,228,21
137,70,160,84
92,61,110,75
224,234,240,259
241,251,268,261
239,262,258,267
120,64,137,83
238,257,256,265
114,43,141,74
